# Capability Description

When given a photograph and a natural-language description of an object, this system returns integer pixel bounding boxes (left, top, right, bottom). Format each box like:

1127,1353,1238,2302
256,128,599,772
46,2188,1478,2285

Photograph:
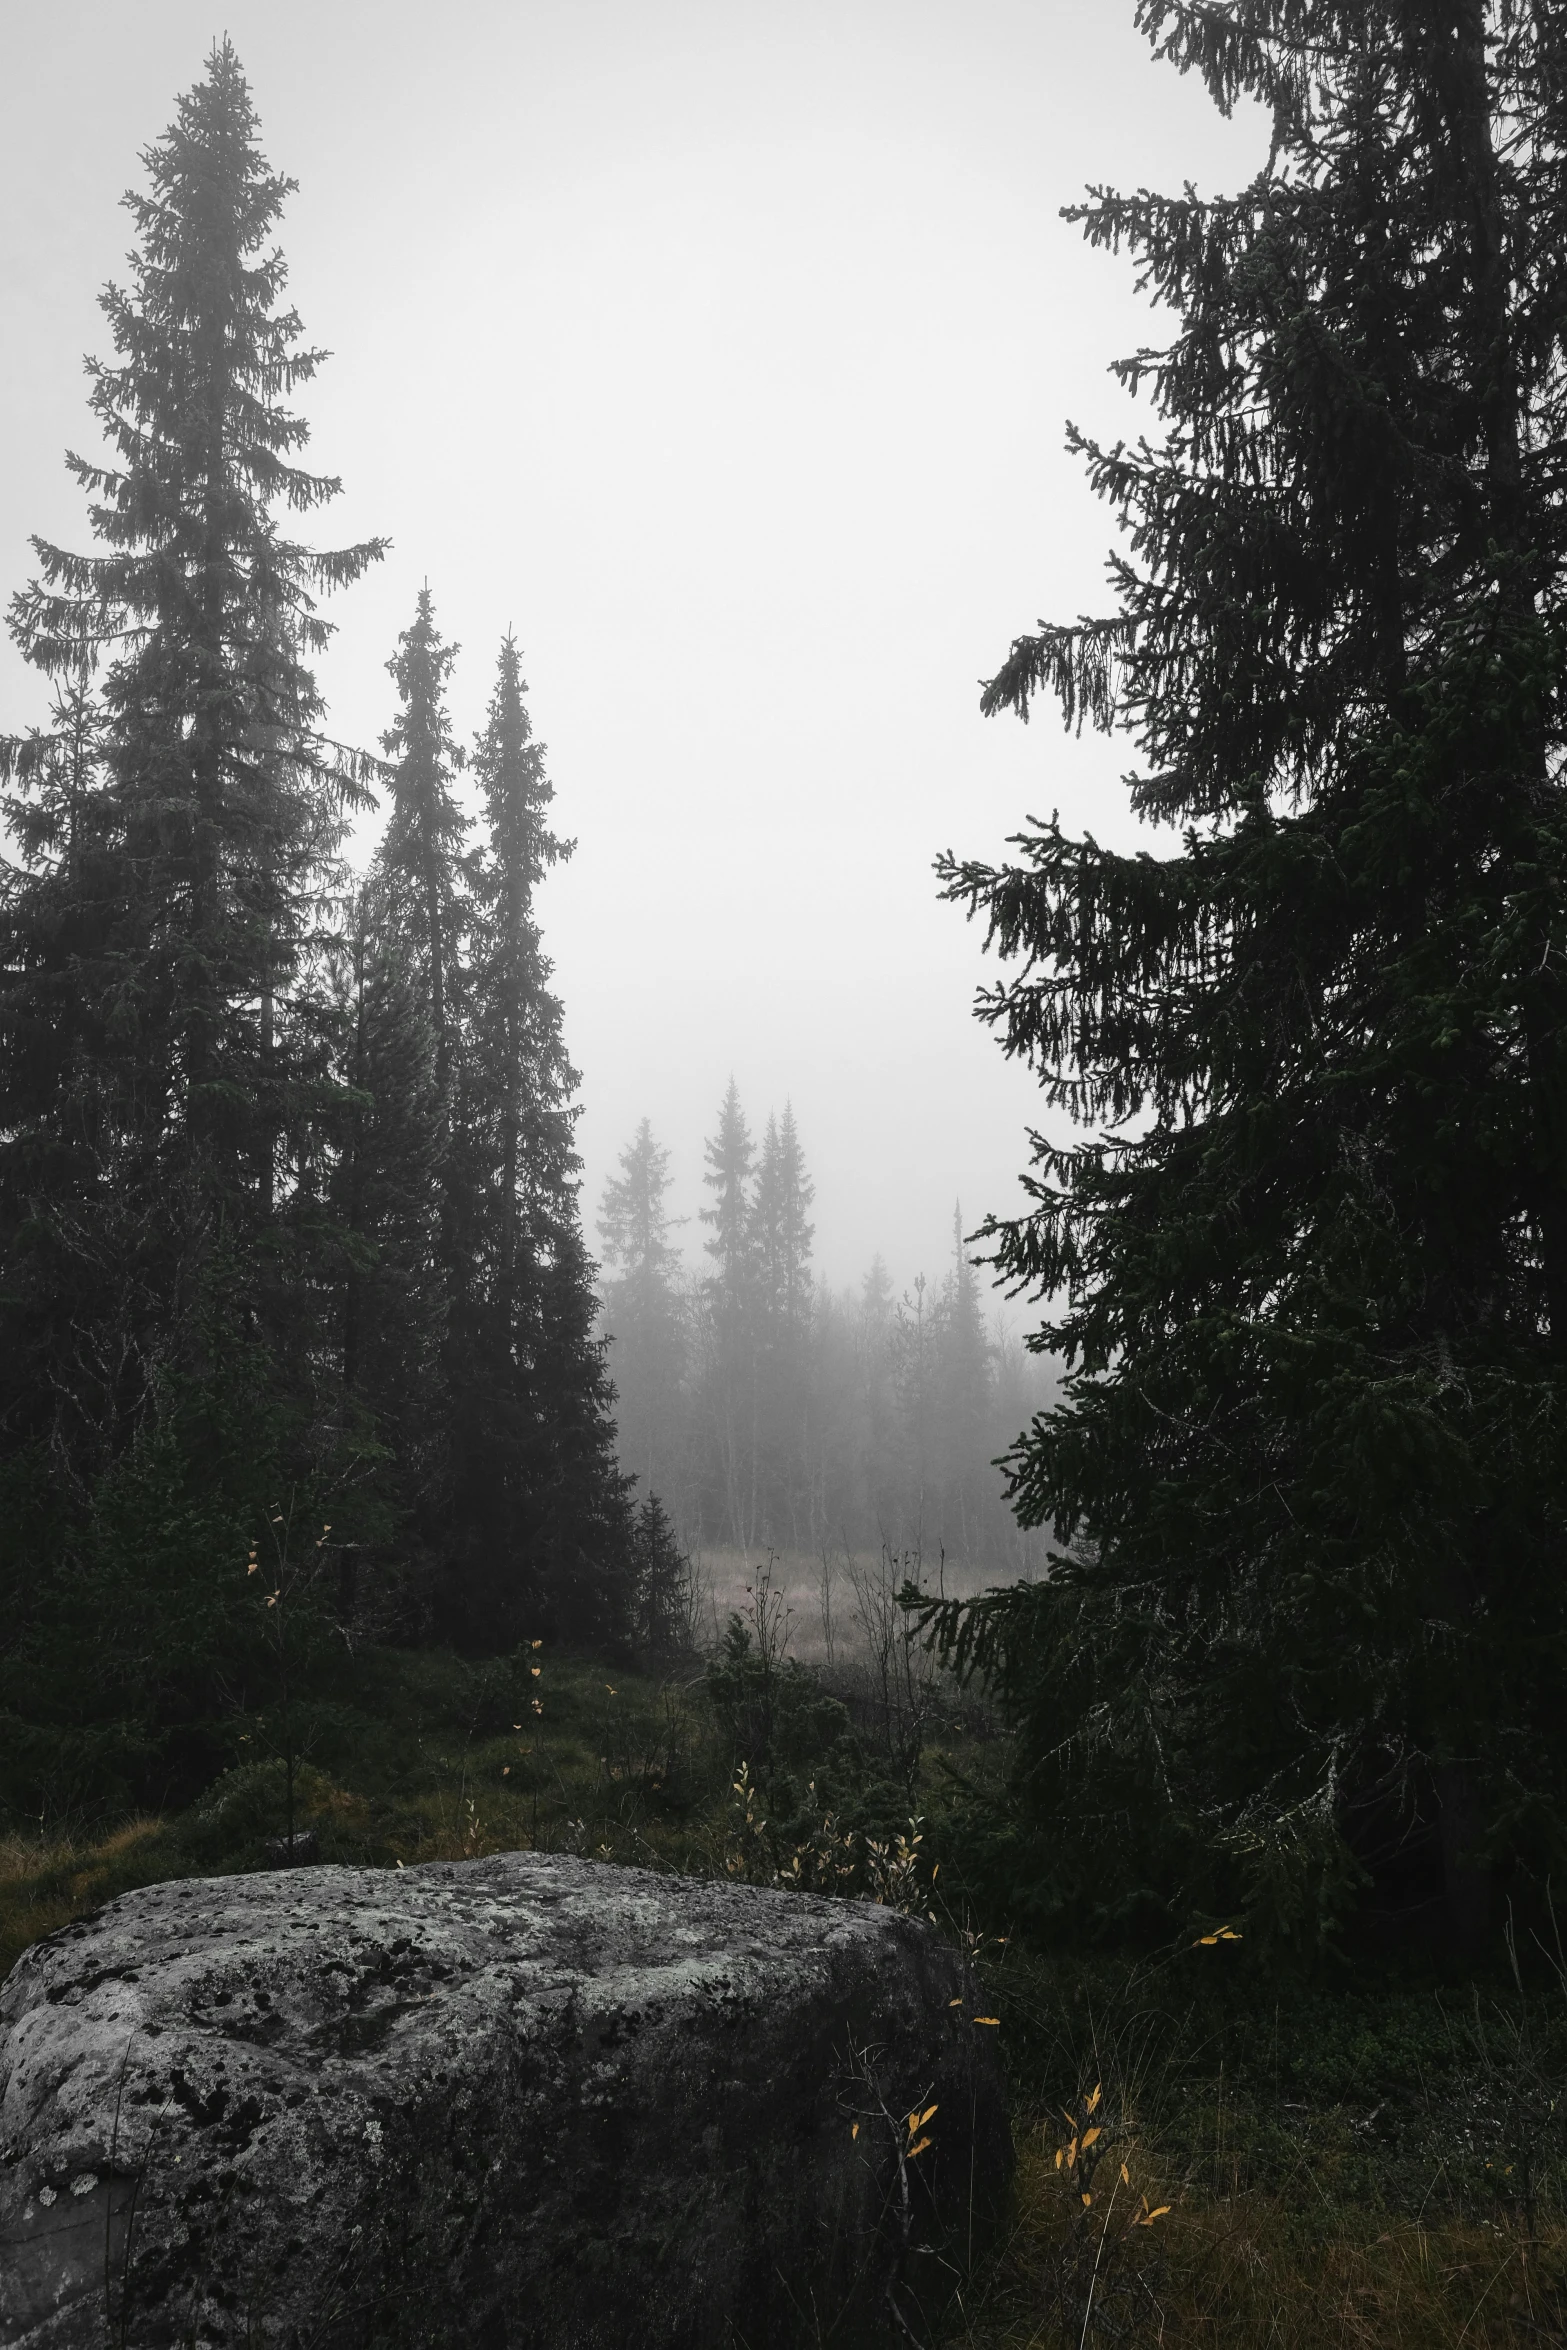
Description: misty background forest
7,7,1567,2336
596,1094,1052,1575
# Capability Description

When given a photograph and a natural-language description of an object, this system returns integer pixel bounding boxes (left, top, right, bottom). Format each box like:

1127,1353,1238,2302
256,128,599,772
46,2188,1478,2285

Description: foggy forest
5,6,1567,2347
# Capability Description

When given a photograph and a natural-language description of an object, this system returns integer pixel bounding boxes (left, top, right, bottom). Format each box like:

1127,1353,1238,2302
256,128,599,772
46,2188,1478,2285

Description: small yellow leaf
247,1561,259,1575
1066,2139,1078,2166
851,2123,860,2141
502,1767,511,1777
920,2104,938,2127
1120,2163,1130,2185
1081,2127,1101,2149
530,1639,543,1649
948,1998,964,2008
1054,2149,1064,2170
605,1685,616,1694
1087,2084,1102,2114
1081,2192,1092,2207
1197,1935,1218,1946
1146,2205,1171,2223
531,1666,541,1678
973,2017,1000,2027
908,2136,932,2159
265,1594,278,1607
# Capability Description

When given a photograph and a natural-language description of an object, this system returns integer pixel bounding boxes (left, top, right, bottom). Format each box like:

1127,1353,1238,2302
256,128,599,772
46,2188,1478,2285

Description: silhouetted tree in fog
699,1079,760,1546
598,1118,687,1506
2,35,383,1467
924,0,1567,1953
448,635,630,1642
0,42,388,1813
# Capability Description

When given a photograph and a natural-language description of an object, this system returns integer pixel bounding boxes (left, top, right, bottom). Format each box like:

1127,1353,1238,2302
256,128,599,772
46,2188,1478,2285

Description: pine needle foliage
926,0,1567,1955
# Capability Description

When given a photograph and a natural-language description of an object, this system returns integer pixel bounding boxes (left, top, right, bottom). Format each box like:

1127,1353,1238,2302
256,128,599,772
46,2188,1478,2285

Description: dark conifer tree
0,676,126,1472
927,0,1567,1951
330,881,444,1526
628,1491,694,1658
378,590,467,1112
453,636,630,1642
0,46,384,1815
2,38,382,1468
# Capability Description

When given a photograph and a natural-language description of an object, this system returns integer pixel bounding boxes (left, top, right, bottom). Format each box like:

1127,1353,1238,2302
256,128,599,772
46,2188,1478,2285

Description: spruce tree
330,880,444,1531
0,676,124,1468
379,590,467,1110
453,635,630,1642
928,0,1567,1952
3,38,382,1464
0,45,385,1813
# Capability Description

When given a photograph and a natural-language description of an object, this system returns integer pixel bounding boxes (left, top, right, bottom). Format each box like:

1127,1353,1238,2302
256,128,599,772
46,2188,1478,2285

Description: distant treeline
598,1090,1052,1573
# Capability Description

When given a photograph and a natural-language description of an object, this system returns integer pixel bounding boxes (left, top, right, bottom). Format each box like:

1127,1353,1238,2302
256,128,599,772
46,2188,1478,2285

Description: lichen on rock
0,1852,1010,2349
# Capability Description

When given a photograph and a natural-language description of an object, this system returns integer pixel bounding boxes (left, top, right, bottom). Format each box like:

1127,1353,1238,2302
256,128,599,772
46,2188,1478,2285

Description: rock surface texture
0,1855,1010,2349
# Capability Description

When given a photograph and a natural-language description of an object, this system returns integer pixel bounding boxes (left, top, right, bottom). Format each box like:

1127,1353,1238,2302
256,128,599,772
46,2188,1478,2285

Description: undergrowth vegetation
946,1929,1567,2347
5,1587,1567,2349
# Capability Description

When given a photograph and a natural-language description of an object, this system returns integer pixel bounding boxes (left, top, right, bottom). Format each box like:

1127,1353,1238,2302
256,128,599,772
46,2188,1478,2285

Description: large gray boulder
0,1854,1009,2349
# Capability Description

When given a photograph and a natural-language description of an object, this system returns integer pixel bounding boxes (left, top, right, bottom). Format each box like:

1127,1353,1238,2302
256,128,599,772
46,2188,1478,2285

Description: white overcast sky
1,1,1266,1297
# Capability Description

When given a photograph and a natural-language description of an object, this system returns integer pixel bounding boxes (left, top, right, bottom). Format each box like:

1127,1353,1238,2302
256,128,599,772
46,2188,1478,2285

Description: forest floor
3,1640,1564,2349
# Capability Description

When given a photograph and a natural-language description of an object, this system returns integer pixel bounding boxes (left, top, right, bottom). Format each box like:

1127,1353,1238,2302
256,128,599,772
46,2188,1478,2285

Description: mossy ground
4,1641,1566,2347
1,1644,730,1978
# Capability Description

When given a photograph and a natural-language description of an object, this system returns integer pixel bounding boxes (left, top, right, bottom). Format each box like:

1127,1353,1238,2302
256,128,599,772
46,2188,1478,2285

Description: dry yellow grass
945,2135,1567,2349
0,1818,170,1983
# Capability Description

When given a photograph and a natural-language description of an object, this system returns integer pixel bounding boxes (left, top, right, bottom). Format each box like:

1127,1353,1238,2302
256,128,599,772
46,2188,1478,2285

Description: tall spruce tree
0,46,384,1815
368,589,468,1581
379,590,467,1111
330,879,444,1537
927,0,1567,1953
2,38,382,1470
454,636,630,1642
